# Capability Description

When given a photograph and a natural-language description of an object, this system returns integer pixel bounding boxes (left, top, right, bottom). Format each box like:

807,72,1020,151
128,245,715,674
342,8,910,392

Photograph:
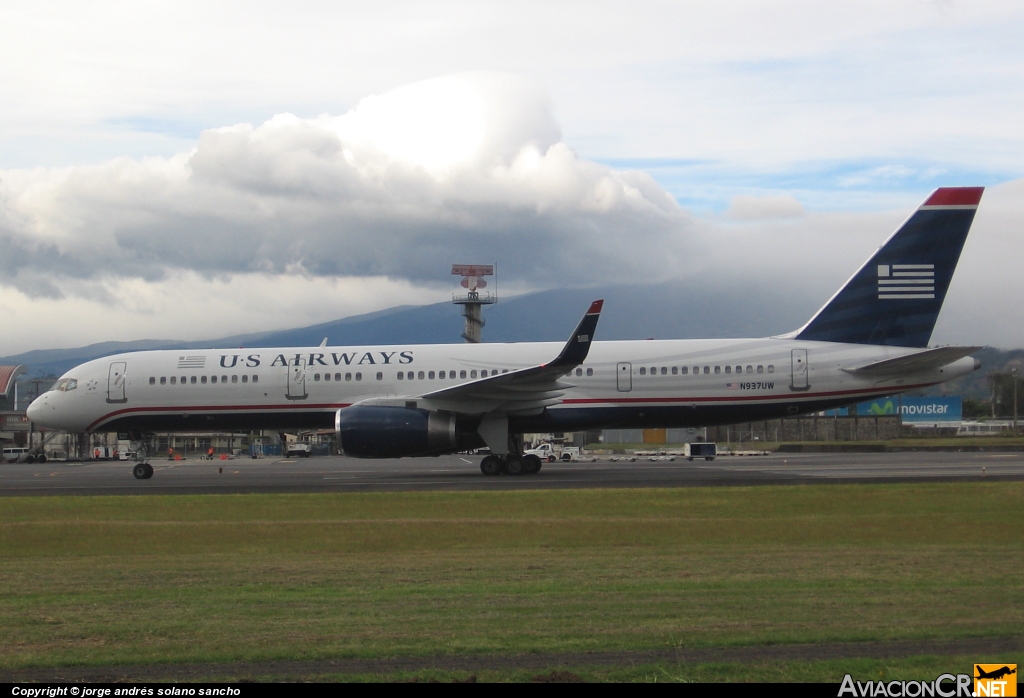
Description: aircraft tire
38,454,47,464
25,455,35,464
144,463,154,478
133,464,148,479
523,454,542,475
504,456,525,476
480,455,502,476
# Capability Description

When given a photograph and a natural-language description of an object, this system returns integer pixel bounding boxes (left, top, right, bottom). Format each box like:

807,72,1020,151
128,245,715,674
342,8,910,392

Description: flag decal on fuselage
877,264,935,300
177,355,206,369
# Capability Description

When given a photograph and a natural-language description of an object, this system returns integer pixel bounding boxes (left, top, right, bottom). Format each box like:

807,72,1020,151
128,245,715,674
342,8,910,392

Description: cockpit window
52,379,77,392
65,379,77,391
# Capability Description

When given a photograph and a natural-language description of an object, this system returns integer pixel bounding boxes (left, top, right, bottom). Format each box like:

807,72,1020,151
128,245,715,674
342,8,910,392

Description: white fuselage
27,337,977,434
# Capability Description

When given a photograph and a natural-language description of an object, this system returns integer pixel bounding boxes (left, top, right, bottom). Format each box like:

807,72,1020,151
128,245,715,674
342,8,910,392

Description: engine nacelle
335,405,460,458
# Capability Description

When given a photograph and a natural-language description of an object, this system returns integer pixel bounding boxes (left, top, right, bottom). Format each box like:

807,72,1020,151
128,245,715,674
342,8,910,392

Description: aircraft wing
843,346,982,377
415,300,604,416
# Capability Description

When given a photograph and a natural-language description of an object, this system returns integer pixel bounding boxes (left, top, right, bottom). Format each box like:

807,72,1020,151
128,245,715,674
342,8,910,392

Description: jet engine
335,405,470,458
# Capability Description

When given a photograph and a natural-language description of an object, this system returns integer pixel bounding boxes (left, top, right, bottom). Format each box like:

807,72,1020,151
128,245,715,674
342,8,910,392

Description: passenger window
746,366,753,374
182,376,187,384
242,375,248,383
149,377,156,385
714,366,721,374
681,367,688,375
482,370,489,377
757,365,763,373
418,371,425,379
376,372,383,380
724,366,731,374
160,376,167,384
314,374,320,381
671,367,677,375
211,376,218,384
345,373,352,381
253,375,258,383
334,373,340,381
639,367,646,375
586,368,593,376
171,377,177,385
232,375,238,383
576,368,582,376
355,372,362,381
661,367,667,375
201,376,207,384
438,371,445,379
397,372,404,380
703,366,710,374
502,369,508,373
460,370,467,379
768,365,775,373
429,371,435,379
471,370,478,378
735,366,742,374
222,375,227,383
650,367,656,375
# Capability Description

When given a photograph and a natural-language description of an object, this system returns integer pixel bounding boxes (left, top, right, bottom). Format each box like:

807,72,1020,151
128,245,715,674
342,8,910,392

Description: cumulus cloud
0,73,689,303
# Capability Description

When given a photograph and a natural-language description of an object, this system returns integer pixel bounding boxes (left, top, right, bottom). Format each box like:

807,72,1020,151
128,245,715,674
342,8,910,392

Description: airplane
27,187,985,480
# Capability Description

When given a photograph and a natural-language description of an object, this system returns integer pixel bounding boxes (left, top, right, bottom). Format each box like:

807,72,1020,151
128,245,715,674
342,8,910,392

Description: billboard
856,396,962,424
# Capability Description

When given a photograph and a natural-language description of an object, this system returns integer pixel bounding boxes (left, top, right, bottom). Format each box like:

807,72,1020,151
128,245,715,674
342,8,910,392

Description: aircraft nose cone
26,396,45,423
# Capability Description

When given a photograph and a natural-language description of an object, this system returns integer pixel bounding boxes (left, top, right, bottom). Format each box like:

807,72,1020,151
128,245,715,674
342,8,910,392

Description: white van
2,447,43,463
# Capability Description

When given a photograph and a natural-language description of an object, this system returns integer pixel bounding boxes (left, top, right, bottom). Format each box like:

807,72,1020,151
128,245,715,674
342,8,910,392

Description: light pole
1013,368,1019,431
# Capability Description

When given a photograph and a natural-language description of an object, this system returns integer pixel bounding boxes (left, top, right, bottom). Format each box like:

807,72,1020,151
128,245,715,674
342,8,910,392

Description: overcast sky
1,1,1022,355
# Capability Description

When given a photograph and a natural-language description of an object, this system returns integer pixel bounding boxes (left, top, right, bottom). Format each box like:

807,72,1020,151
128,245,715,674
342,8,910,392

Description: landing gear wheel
38,454,47,464
504,456,525,476
144,463,154,478
133,463,148,479
480,455,502,476
25,455,36,464
523,454,542,475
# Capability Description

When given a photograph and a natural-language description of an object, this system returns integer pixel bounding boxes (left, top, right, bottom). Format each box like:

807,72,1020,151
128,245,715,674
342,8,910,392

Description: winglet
548,300,604,369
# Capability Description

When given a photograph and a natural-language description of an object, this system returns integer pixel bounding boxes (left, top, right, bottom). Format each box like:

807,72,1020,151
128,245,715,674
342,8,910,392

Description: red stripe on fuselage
85,380,938,431
86,402,352,431
559,381,939,405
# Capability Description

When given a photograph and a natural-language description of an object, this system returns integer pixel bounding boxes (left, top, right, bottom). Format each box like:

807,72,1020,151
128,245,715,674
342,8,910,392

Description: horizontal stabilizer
843,346,982,377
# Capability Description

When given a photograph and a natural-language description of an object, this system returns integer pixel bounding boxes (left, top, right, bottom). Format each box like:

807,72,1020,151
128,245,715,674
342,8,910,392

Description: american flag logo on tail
877,264,935,300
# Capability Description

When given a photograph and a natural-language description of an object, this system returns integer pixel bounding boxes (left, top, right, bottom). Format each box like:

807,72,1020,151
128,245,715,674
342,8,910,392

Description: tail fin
794,187,983,347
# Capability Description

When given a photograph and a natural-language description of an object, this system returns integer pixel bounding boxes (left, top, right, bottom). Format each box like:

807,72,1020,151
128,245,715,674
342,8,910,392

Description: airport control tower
452,264,496,343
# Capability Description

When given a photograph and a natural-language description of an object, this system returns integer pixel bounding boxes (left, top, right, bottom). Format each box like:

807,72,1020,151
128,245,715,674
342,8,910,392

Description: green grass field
2,483,1022,681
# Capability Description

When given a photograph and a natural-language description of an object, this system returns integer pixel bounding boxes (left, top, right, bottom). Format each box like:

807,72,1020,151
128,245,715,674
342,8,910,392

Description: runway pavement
2,450,1023,495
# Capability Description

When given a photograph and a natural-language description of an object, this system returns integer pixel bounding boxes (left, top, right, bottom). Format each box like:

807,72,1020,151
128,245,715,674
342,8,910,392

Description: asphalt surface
2,450,1023,495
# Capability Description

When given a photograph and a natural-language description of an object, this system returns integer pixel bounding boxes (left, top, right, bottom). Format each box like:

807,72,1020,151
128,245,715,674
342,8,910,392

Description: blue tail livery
795,187,983,347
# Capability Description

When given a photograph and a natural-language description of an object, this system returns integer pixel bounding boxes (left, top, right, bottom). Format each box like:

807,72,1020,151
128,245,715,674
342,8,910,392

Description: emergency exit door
617,362,632,392
287,358,308,400
790,349,809,391
107,362,128,403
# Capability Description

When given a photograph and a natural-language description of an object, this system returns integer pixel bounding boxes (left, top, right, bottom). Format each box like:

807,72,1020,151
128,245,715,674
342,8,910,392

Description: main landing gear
132,462,154,479
480,453,543,476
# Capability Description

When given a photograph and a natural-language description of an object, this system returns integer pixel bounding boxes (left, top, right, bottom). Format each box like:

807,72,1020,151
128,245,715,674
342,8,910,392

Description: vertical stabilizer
795,187,983,347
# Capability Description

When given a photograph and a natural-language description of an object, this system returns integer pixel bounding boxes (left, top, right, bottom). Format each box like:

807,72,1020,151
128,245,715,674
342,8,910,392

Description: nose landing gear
132,463,154,479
